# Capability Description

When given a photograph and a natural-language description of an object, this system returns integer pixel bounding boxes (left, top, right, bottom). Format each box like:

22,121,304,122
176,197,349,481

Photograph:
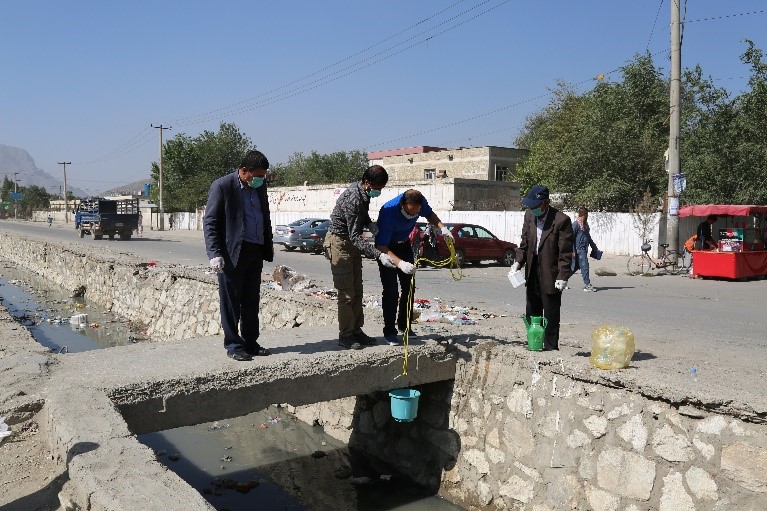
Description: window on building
424,169,436,179
495,164,512,181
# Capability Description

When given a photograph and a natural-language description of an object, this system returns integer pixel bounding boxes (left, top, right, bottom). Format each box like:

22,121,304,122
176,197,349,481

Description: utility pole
665,0,682,253
151,124,171,230
59,162,72,223
13,172,19,220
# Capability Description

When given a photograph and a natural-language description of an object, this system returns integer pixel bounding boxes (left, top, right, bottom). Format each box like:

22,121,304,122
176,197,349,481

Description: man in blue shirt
375,189,453,345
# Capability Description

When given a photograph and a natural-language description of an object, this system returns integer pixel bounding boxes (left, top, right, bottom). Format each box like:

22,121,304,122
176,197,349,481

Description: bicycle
627,239,689,275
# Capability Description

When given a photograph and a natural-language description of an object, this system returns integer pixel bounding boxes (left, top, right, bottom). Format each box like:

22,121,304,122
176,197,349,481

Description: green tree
681,40,767,205
515,54,669,211
270,150,369,187
18,185,52,216
150,123,254,212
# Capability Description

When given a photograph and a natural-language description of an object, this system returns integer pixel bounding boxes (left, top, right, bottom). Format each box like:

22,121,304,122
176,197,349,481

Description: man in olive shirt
325,165,395,349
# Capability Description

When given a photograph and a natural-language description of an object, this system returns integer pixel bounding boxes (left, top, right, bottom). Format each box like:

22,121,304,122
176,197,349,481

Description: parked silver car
273,218,329,251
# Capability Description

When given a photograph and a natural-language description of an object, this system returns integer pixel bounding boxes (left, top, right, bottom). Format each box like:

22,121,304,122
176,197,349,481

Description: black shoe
227,350,253,361
338,335,362,350
355,331,377,346
246,344,271,356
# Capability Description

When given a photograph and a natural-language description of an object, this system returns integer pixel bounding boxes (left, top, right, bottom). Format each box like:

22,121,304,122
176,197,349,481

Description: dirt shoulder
0,308,66,510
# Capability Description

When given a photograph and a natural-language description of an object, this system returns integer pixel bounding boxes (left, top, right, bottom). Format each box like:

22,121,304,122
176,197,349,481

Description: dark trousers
379,241,415,336
525,258,562,350
218,241,264,354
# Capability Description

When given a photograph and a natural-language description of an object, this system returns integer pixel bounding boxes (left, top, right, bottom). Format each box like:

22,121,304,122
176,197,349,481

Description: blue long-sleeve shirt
375,193,433,246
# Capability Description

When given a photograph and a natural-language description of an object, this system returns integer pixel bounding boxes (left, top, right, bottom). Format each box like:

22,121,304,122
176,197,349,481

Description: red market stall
679,205,767,280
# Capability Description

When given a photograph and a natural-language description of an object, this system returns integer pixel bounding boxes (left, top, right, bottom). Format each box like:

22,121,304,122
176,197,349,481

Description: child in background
572,206,600,292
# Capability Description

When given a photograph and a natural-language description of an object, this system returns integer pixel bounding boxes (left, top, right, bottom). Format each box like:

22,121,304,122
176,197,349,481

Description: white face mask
401,207,418,220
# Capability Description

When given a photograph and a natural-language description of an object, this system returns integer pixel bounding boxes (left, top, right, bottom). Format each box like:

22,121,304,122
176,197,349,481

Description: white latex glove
209,257,224,273
440,226,454,241
397,260,416,274
367,222,379,236
555,279,567,291
378,253,396,268
510,262,520,274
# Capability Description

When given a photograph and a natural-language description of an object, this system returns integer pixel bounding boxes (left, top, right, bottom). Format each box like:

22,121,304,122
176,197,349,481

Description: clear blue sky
1,1,764,195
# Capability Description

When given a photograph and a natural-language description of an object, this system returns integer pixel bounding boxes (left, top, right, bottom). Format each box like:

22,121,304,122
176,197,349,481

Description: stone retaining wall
0,231,338,341
295,344,767,510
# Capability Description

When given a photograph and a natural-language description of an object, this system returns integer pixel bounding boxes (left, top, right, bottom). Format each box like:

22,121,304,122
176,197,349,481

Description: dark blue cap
521,185,549,208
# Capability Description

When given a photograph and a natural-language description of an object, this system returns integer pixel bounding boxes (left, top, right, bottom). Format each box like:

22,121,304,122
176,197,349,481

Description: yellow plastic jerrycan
522,315,547,351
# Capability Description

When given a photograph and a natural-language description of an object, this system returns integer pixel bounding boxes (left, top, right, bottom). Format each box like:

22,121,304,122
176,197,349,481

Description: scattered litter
0,417,12,444
208,421,230,430
259,423,268,429
272,265,315,292
219,455,233,462
380,474,393,481
589,324,635,370
267,416,281,424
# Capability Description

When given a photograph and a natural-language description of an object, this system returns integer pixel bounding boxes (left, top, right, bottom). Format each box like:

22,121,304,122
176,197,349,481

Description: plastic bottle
690,367,698,383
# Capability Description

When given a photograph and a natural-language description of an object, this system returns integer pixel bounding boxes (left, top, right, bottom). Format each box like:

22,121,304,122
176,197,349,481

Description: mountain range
0,144,90,197
0,144,149,198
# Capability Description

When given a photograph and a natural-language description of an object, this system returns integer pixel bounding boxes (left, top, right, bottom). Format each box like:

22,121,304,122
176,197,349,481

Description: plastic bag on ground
589,324,635,370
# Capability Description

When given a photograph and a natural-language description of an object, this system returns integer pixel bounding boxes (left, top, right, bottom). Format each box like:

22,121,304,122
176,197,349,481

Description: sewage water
1,260,464,510
0,261,144,352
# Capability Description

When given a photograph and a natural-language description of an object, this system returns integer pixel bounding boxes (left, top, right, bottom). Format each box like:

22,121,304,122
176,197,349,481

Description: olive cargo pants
325,232,364,338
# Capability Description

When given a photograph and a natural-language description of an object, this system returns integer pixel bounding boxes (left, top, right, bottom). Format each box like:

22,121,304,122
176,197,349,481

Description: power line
684,8,766,24
645,0,665,52
170,0,472,126
366,47,672,150
172,0,512,127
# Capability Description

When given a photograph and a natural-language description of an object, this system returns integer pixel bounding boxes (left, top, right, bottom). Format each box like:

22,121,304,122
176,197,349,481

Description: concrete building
367,145,528,183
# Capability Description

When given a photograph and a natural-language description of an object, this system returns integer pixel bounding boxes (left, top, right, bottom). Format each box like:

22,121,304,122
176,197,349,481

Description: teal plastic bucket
389,388,421,422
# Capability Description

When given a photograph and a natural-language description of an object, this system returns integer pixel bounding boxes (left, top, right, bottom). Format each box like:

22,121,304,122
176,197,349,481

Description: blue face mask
367,188,381,198
532,207,546,217
249,177,264,189
401,207,418,220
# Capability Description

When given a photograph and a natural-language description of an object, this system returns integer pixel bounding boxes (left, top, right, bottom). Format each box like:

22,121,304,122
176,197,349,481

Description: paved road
3,219,766,417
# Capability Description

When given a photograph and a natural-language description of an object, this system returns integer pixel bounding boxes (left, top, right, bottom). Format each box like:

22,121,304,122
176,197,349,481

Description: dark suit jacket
515,206,574,294
204,171,274,267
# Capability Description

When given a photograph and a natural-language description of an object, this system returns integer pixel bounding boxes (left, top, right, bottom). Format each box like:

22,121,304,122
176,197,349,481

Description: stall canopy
679,205,767,217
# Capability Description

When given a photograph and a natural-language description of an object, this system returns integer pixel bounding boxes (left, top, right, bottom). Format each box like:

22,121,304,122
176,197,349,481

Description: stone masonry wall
0,232,337,341
295,343,767,510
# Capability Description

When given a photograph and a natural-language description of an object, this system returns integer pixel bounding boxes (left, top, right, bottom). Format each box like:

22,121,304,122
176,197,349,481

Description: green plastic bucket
389,388,421,422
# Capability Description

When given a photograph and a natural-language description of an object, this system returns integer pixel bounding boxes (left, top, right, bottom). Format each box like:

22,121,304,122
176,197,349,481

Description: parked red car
415,222,517,267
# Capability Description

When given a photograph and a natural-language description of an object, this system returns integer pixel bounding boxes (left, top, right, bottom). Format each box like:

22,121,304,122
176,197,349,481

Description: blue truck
75,197,140,240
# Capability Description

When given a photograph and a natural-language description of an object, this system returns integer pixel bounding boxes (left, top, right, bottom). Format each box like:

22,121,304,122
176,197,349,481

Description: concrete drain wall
0,231,338,341
294,345,767,510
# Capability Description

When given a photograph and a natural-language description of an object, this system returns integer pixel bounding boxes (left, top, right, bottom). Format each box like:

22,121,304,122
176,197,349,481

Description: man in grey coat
204,150,274,361
510,185,573,350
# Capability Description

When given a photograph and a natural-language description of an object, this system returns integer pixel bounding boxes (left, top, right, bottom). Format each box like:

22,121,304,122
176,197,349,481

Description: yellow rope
401,235,463,375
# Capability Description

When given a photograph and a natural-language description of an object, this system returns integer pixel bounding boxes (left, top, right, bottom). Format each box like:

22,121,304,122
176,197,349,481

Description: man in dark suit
510,185,573,350
204,150,274,361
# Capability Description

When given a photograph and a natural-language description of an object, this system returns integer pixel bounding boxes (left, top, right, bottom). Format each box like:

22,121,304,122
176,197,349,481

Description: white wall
123,210,742,256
